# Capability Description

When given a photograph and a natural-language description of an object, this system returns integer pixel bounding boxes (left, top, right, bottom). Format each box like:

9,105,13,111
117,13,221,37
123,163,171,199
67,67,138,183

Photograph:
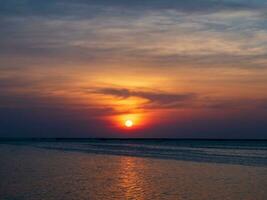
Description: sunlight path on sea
0,144,267,200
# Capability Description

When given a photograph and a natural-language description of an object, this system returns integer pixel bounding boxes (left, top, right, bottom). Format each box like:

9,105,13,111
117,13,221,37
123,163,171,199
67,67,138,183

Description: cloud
90,86,267,111
93,87,196,108
0,0,260,19
1,5,266,69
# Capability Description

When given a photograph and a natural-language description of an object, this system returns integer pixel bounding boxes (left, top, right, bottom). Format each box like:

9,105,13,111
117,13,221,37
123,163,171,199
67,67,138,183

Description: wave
2,139,267,167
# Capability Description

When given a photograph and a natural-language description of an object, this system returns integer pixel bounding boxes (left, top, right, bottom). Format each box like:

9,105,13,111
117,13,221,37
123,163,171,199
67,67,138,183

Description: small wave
2,139,267,167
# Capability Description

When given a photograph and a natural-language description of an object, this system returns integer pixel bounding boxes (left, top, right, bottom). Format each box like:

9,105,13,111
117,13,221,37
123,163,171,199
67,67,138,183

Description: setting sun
125,120,133,128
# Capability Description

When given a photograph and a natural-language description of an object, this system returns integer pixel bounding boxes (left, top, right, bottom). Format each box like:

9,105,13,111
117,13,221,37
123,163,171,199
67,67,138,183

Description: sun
125,119,133,128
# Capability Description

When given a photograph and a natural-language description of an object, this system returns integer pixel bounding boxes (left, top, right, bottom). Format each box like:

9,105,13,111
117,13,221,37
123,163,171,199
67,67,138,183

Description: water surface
0,140,267,200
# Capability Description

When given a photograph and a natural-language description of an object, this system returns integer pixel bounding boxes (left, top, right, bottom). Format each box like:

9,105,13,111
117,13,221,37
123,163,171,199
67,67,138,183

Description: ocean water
0,139,267,200
4,139,267,167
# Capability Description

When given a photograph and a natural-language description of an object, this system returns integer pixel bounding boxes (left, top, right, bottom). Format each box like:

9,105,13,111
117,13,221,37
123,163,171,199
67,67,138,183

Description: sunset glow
0,0,267,138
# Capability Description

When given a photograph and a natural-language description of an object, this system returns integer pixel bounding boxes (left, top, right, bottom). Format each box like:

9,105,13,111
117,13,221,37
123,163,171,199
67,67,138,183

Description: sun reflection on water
117,157,146,200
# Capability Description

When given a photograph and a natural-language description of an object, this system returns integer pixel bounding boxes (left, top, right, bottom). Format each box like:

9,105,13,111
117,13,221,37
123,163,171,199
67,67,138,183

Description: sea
0,139,267,200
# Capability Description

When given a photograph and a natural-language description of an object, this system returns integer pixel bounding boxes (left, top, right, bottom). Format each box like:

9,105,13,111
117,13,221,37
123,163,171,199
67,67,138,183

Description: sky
0,0,267,138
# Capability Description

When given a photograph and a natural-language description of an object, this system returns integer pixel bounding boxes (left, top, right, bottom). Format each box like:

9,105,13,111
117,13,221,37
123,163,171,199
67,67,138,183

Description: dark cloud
93,87,267,111
94,87,196,107
200,98,267,110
